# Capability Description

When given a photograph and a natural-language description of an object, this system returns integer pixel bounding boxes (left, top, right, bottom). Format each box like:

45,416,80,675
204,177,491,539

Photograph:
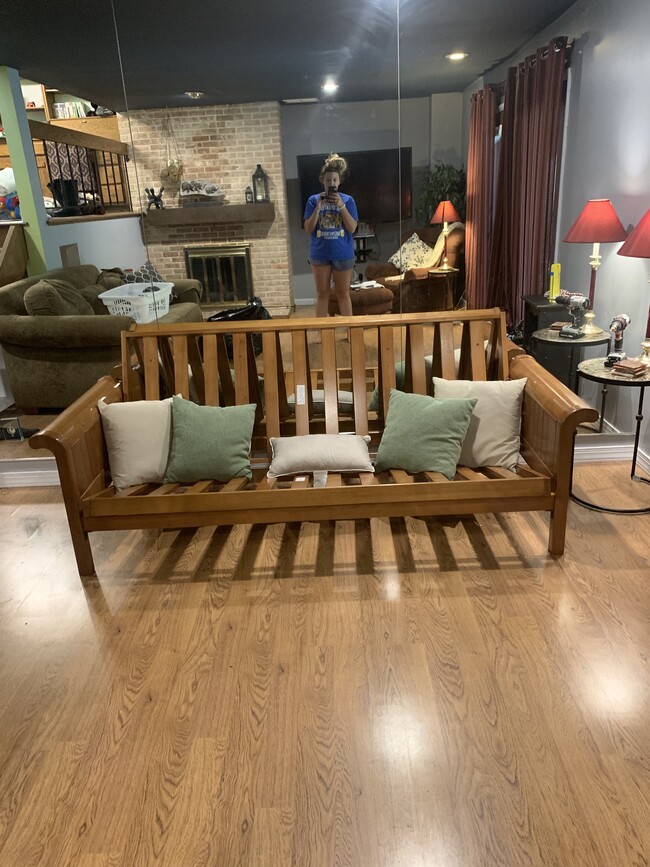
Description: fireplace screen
184,244,253,307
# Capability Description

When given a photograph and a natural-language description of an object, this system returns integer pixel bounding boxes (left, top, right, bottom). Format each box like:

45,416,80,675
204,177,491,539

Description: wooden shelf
143,202,275,226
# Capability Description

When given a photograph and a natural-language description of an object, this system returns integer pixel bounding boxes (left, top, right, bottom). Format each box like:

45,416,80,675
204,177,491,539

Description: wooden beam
28,118,128,155
143,202,275,226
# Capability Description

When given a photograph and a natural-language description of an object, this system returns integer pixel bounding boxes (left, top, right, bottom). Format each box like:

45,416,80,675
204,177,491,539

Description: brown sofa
363,225,465,313
0,264,203,410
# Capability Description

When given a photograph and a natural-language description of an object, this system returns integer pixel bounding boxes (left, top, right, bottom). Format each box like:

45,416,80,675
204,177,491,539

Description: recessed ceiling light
184,91,204,99
322,79,339,95
446,52,468,62
281,97,319,104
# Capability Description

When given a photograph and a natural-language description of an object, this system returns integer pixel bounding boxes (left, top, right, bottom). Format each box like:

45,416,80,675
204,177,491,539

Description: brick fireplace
118,103,293,314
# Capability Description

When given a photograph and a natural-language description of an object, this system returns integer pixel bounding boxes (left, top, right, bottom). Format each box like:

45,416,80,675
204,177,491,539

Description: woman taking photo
303,153,358,318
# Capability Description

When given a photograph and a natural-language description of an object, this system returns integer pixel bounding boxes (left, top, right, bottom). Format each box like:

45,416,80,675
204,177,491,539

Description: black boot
50,179,83,217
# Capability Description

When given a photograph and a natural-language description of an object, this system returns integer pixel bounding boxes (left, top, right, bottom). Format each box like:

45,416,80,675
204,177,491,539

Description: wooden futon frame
31,309,598,577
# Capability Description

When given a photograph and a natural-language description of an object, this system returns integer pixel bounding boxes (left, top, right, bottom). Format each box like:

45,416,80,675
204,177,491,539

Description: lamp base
580,311,603,335
639,339,650,366
439,257,450,271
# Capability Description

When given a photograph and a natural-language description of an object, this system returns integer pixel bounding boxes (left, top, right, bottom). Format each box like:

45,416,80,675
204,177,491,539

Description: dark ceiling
2,0,576,109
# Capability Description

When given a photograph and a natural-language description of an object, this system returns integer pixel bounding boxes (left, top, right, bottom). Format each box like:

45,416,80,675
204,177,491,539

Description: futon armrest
172,279,203,305
511,354,597,427
0,314,134,349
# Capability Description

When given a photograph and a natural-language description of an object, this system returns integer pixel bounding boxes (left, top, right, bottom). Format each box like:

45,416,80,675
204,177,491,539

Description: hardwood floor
0,463,648,866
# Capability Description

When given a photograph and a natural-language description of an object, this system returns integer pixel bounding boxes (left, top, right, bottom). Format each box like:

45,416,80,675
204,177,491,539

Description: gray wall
282,94,463,303
475,0,650,444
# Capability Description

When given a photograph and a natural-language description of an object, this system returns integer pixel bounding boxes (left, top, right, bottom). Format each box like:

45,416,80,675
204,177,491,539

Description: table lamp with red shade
430,200,460,270
617,208,650,365
563,199,627,334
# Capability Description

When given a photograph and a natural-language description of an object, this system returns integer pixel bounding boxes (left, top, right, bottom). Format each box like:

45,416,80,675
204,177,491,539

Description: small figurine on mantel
145,187,165,210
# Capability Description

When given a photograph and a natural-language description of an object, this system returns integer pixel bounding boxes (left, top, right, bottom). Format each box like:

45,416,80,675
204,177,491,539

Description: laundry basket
98,282,173,324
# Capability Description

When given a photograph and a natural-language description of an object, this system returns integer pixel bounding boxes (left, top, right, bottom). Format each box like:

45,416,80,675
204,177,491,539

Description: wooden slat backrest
121,310,508,441
321,329,339,435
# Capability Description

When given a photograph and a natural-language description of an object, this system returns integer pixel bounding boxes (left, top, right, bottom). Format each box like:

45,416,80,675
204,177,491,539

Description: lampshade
563,199,627,243
430,200,460,225
617,208,650,259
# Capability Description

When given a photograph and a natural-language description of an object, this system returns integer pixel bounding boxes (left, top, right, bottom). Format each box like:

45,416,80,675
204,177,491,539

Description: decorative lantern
252,165,270,203
245,185,254,203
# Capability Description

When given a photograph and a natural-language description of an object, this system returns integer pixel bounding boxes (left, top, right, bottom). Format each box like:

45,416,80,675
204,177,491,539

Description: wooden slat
377,326,396,419
143,336,160,399
433,321,457,380
254,476,277,491
291,331,310,436
482,466,517,481
321,329,339,435
455,467,489,481
468,320,488,380
389,469,416,484
220,477,250,492
246,335,264,424
275,333,290,420
349,327,368,436
186,480,214,494
359,472,379,485
158,338,176,398
405,324,427,395
262,331,281,440
423,471,448,482
114,484,153,498
187,336,206,404
172,335,190,398
217,335,235,405
203,334,219,406
326,473,342,487
233,333,249,404
147,483,183,496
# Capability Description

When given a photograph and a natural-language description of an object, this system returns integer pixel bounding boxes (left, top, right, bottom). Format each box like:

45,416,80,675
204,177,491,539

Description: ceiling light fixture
322,79,339,95
446,52,468,61
184,91,204,99
281,97,319,104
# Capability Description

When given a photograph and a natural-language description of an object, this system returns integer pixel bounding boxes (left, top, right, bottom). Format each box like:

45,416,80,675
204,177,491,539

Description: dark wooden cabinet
523,295,571,354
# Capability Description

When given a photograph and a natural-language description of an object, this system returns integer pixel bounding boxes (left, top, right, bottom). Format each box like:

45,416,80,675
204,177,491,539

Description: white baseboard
294,298,315,306
0,459,59,487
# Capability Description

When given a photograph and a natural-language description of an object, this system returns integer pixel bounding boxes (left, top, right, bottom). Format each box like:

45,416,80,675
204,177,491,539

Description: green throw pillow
375,389,477,479
164,396,256,483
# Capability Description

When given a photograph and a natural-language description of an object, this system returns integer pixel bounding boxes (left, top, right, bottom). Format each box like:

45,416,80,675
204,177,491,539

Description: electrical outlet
296,384,306,405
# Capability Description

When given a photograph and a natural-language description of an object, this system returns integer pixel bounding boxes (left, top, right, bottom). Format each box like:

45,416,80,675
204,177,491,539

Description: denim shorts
310,258,355,271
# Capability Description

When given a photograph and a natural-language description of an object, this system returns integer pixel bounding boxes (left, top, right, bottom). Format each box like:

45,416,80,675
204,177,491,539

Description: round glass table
573,357,650,514
532,328,611,392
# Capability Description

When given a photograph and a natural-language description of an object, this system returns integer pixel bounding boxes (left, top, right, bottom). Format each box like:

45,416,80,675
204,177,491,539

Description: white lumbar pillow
98,397,173,491
431,378,527,470
268,433,374,478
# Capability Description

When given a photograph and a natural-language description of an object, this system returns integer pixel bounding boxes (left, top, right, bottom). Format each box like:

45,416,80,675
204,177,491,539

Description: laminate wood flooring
0,463,648,866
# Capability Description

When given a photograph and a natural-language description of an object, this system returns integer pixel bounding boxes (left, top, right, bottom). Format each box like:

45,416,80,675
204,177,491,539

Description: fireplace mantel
143,202,275,226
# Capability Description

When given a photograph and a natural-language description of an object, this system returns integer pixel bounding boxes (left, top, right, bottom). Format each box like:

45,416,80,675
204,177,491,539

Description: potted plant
416,162,467,224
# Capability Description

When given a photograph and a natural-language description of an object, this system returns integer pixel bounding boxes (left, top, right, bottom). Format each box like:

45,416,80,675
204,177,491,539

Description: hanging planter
160,114,184,184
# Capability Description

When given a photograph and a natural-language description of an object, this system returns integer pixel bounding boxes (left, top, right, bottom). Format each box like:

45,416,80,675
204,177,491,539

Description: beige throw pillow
98,397,173,491
388,233,440,273
431,377,527,470
268,433,374,478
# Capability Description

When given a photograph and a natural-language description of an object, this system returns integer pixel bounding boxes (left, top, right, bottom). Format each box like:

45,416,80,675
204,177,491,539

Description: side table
532,328,610,392
427,267,459,310
523,295,572,354
573,358,650,514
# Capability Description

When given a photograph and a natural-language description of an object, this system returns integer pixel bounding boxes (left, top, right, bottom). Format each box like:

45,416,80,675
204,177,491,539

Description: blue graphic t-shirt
304,193,358,261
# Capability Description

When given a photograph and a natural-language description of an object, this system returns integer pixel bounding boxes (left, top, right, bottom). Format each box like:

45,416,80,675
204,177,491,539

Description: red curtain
466,87,497,309
487,37,568,326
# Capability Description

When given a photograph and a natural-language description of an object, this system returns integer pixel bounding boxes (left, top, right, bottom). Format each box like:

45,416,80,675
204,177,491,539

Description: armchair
365,225,465,313
0,264,203,410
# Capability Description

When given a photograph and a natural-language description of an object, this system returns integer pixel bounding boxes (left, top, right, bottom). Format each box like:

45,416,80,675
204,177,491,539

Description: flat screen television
297,147,412,225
